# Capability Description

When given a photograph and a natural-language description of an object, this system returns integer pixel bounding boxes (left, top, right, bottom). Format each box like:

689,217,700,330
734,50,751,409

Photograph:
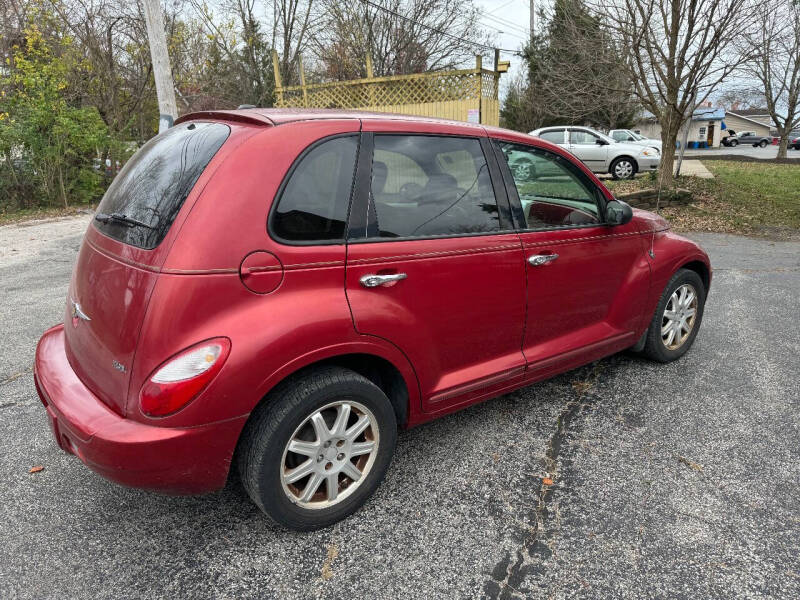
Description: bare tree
310,0,491,80
596,0,756,187
271,0,315,86
738,0,800,159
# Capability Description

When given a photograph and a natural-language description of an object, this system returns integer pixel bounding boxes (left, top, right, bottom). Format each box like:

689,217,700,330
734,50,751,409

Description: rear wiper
95,212,155,230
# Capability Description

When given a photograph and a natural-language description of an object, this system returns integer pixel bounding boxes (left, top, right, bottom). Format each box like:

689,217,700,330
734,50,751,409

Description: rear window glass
271,136,358,242
94,122,230,249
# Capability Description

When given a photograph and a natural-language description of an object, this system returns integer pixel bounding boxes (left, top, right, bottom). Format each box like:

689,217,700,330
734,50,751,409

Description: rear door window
368,135,501,238
538,129,565,144
94,122,230,249
271,135,359,243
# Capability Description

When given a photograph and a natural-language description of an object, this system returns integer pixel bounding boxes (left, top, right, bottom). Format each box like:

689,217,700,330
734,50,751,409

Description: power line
480,13,531,37
485,0,520,16
483,12,530,34
360,0,522,55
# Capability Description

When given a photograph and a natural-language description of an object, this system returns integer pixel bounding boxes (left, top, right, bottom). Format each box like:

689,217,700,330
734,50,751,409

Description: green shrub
0,15,110,210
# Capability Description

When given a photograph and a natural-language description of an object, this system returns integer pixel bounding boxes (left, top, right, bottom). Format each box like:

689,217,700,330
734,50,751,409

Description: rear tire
729,139,738,147
759,140,768,148
642,269,706,363
237,366,397,531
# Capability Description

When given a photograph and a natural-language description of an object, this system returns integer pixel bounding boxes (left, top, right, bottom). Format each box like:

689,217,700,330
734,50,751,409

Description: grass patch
605,161,800,238
0,203,96,226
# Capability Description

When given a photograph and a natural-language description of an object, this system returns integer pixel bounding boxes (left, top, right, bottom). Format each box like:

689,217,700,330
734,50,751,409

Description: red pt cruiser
34,110,711,530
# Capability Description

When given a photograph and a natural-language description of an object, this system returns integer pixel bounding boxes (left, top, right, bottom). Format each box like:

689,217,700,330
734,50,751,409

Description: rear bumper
34,324,247,494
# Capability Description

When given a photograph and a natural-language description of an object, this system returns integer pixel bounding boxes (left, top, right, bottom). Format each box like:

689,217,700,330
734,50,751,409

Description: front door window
497,142,601,228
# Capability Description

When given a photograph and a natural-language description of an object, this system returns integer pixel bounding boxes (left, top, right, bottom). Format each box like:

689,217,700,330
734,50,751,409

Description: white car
609,129,663,152
529,126,660,179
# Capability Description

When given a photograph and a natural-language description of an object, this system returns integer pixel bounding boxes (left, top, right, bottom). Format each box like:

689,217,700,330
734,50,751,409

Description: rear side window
538,129,564,144
369,135,500,238
94,122,230,249
271,136,358,242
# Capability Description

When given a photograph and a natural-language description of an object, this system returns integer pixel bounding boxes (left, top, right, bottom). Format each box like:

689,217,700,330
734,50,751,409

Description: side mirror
595,138,609,145
606,199,633,226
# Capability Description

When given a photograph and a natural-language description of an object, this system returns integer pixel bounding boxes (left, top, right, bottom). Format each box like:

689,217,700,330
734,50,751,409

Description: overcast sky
474,0,535,96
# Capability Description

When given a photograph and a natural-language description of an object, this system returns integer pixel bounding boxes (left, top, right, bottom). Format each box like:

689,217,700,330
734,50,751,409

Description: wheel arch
611,154,639,172
680,259,711,293
250,343,419,430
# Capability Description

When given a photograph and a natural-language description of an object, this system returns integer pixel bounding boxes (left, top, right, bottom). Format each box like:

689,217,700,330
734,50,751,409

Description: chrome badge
70,298,91,326
112,360,127,373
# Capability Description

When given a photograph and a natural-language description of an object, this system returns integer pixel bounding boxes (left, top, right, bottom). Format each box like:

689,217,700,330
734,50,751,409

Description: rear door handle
360,273,407,288
528,253,559,266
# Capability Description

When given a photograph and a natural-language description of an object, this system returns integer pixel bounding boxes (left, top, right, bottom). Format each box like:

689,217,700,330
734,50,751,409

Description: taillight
139,338,231,417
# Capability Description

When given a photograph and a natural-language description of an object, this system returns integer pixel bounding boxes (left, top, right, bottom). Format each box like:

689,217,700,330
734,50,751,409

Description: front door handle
528,253,559,266
360,273,408,288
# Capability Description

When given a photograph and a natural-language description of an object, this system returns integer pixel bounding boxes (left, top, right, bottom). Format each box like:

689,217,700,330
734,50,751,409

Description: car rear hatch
63,121,232,415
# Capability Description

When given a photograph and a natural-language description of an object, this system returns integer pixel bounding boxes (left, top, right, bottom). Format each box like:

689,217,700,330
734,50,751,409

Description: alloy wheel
513,162,531,180
280,400,379,510
614,160,634,179
661,283,698,350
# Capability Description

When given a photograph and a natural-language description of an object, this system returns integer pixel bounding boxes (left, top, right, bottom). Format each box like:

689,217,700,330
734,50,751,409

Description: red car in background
34,109,711,530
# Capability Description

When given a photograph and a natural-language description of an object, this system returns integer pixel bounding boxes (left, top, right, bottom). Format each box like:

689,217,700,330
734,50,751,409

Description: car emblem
112,360,127,373
70,299,91,326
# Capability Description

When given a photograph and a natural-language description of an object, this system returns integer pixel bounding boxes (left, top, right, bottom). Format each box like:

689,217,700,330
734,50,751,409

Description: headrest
371,161,388,195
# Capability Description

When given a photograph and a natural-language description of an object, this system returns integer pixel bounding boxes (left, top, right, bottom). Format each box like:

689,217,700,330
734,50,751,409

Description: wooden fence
272,53,508,127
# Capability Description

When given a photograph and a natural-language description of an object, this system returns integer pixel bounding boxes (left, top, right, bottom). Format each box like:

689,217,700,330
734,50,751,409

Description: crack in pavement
484,363,606,600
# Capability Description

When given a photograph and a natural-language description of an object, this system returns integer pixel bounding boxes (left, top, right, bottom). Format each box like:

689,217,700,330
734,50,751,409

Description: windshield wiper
95,212,155,230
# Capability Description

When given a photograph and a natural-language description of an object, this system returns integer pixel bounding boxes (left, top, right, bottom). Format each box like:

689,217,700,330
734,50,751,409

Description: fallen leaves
29,466,44,473
320,544,339,581
542,477,554,486
677,456,704,473
571,380,594,395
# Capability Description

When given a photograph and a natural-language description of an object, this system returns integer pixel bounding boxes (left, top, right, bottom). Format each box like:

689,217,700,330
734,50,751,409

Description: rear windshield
94,122,230,249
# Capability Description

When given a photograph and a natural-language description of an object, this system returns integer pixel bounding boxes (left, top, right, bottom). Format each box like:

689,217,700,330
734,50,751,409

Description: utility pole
530,0,535,42
141,0,178,133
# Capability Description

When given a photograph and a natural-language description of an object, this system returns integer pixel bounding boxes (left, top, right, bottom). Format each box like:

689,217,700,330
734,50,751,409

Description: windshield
94,122,230,249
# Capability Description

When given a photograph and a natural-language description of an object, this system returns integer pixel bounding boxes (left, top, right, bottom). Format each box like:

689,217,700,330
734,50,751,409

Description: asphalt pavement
682,145,790,160
1,216,798,599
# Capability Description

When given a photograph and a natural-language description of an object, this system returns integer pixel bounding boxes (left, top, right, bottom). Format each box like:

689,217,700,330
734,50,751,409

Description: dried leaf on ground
321,544,339,581
678,456,704,472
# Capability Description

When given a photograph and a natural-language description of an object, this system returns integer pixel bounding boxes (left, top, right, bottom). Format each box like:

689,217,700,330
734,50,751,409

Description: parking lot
1,215,798,599
683,144,789,160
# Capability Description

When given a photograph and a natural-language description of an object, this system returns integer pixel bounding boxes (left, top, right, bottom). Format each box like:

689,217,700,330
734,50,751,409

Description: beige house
722,111,772,139
634,105,725,147
634,105,773,148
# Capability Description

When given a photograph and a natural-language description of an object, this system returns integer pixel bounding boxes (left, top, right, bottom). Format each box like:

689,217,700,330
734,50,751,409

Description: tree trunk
659,138,676,188
777,135,789,160
58,167,68,208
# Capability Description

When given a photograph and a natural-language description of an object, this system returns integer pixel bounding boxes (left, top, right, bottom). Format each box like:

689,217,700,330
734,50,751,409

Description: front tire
237,366,397,530
642,269,706,363
729,139,739,147
610,157,637,180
